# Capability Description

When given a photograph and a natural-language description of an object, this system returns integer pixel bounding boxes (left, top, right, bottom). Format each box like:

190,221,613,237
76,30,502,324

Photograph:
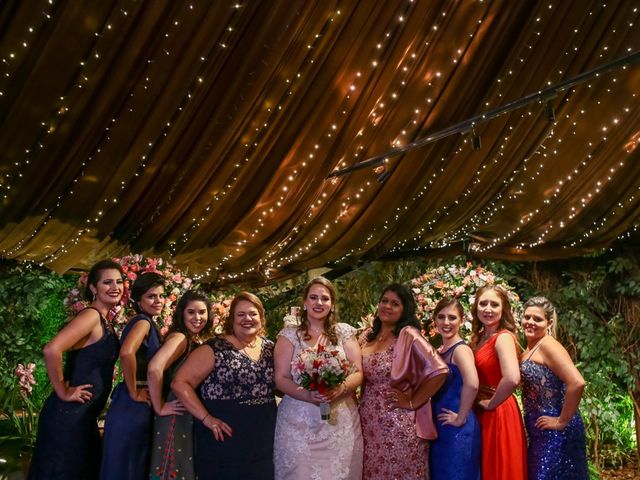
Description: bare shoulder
451,343,474,365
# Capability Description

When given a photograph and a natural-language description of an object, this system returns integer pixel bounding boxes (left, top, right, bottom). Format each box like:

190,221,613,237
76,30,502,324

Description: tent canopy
1,0,639,284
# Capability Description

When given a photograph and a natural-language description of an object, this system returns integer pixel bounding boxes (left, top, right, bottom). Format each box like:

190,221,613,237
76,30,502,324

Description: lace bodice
521,360,565,414
274,322,363,480
199,336,275,403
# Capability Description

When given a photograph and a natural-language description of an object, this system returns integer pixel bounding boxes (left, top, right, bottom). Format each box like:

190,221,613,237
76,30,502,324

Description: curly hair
469,284,517,348
223,292,266,336
298,277,339,345
523,296,558,337
366,283,421,342
169,290,215,349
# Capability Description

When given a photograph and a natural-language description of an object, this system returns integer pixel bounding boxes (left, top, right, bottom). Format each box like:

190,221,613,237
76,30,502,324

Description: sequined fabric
521,360,588,480
360,340,429,480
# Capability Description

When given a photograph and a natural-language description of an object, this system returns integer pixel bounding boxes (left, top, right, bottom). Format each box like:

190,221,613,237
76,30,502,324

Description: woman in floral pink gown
359,284,448,480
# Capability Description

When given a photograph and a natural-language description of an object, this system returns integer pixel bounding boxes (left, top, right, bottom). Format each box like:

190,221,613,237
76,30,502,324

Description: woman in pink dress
359,283,449,480
470,285,527,480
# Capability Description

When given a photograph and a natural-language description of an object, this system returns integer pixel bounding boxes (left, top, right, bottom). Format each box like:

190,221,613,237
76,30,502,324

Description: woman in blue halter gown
29,260,124,480
520,296,588,480
429,297,481,480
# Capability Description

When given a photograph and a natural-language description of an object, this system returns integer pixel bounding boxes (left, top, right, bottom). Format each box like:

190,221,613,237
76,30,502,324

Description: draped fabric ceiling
1,0,639,284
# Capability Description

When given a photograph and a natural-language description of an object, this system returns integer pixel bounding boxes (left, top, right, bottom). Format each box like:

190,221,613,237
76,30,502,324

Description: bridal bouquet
291,344,357,420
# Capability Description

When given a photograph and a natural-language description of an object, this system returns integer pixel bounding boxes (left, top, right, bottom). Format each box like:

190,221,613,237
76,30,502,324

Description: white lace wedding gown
274,323,363,480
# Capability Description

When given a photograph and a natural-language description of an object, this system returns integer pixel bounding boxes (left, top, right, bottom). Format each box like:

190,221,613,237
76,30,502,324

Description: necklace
308,324,324,336
233,335,257,349
377,330,393,342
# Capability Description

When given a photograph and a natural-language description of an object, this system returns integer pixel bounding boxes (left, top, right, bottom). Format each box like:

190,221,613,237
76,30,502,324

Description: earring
303,305,307,311
92,292,96,301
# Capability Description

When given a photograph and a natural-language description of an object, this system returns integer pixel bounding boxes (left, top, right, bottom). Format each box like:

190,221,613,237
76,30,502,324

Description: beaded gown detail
521,358,588,479
196,336,276,480
99,314,161,480
430,341,481,480
359,340,428,480
274,323,363,480
29,308,119,480
474,331,527,480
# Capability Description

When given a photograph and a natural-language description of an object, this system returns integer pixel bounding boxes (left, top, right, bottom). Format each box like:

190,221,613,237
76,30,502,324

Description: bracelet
202,413,210,424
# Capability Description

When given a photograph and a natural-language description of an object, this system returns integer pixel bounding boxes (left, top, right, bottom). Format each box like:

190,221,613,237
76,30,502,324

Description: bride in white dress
273,276,363,480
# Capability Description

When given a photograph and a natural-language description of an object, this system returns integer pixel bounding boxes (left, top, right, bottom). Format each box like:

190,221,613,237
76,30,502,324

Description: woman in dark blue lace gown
520,296,588,480
99,272,165,480
172,292,276,480
29,260,123,480
430,298,481,480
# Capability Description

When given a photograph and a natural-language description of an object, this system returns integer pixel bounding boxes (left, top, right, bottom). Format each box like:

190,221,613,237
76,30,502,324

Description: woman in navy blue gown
429,298,481,480
520,296,588,480
99,272,165,480
172,292,277,480
29,260,123,480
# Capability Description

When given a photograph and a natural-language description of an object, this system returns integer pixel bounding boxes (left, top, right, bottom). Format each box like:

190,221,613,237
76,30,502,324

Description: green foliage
334,258,433,326
520,256,638,471
583,388,636,469
0,264,77,432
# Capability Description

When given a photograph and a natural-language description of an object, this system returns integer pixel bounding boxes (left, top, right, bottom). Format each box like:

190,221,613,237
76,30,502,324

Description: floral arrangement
64,254,194,336
209,293,233,335
16,363,36,396
291,343,357,420
411,263,522,338
282,306,301,328
0,363,39,449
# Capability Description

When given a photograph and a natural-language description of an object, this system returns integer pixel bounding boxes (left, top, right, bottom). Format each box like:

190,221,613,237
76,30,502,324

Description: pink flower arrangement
15,363,36,397
411,263,522,338
210,295,232,334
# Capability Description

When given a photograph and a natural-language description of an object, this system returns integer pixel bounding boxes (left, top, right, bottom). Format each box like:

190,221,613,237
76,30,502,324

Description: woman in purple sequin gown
359,284,448,480
520,297,588,480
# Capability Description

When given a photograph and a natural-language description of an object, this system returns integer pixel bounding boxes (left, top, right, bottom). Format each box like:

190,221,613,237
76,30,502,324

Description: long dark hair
130,272,166,314
469,284,516,348
169,290,215,348
366,283,420,342
298,277,339,345
84,260,123,300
